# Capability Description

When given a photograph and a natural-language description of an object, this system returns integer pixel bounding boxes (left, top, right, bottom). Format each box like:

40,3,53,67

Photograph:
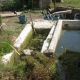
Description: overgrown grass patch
58,50,80,80
0,29,14,56
0,24,25,56
24,9,42,13
0,39,12,56
0,51,57,80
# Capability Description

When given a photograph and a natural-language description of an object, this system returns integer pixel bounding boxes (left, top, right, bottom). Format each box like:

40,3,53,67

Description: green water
56,30,80,56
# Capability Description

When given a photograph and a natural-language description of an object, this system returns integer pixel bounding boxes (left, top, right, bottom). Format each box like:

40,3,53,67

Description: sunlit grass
50,0,80,8
56,0,80,8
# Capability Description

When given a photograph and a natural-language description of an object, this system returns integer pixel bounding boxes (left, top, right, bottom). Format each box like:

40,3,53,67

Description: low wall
41,20,62,55
33,19,54,33
62,20,80,29
14,24,33,52
1,24,33,65
48,20,62,54
41,24,56,53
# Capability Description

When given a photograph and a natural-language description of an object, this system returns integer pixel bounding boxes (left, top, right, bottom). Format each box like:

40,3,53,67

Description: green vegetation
55,0,80,8
0,11,26,56
0,1,80,80
0,24,25,56
1,0,80,11
28,10,42,13
0,0,78,11
1,0,23,10
59,50,80,80
0,3,3,10
0,30,13,56
0,39,12,56
26,32,49,51
0,52,57,80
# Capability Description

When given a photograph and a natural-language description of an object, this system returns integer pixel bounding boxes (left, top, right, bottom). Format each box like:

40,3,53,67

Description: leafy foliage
59,50,80,80
0,52,57,80
0,3,3,11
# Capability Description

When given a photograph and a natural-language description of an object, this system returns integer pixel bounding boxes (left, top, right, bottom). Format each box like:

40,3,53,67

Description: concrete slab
62,20,80,29
33,19,55,29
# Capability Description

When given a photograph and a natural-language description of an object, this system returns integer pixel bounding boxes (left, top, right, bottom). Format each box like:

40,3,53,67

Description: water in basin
56,30,80,56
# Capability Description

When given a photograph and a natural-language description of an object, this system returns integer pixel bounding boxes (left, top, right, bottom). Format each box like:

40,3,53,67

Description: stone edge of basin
14,24,33,50
1,24,33,65
42,20,63,55
41,24,56,53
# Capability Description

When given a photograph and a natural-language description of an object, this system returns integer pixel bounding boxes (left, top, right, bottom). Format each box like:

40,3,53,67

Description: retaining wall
62,20,80,29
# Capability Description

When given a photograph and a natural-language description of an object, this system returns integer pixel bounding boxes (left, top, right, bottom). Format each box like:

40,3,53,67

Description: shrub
6,0,16,10
0,3,3,11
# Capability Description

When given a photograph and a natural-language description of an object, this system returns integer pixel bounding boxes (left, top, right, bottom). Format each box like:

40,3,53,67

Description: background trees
0,0,37,11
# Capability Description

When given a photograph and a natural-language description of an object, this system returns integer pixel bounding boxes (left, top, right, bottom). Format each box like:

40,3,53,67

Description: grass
58,50,80,80
0,16,26,56
0,51,57,80
0,20,57,79
24,9,42,13
51,0,80,8
0,39,12,56
0,29,15,56
0,1,80,79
